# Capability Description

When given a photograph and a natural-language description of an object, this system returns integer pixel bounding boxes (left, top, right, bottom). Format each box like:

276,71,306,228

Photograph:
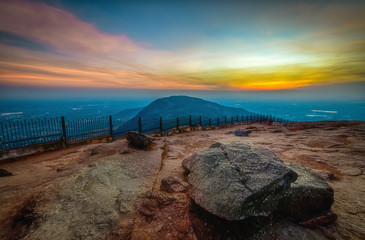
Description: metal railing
0,114,291,151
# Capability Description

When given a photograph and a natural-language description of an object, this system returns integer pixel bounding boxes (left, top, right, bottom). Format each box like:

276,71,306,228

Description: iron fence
0,113,292,151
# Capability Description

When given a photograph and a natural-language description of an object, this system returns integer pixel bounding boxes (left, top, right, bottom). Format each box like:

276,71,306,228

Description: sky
0,0,364,99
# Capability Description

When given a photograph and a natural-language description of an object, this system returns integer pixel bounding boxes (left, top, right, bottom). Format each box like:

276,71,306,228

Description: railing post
189,115,192,127
109,115,113,138
176,117,179,130
138,117,142,133
61,116,67,141
199,116,202,126
160,117,163,133
209,118,211,127
0,122,5,151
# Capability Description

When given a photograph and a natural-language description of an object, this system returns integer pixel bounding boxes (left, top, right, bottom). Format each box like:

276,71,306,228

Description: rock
88,163,96,168
182,143,298,221
313,169,335,181
340,167,362,176
160,176,188,193
0,169,13,177
118,195,133,214
270,129,285,133
90,144,118,156
193,124,202,131
234,129,252,136
278,163,334,220
126,131,154,149
139,199,157,217
299,211,338,229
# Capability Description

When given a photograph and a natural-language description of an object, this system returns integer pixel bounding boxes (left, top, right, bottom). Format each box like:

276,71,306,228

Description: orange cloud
0,0,141,56
0,43,218,90
0,0,364,91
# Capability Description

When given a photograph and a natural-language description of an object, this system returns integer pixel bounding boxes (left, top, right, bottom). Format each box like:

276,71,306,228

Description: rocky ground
0,121,364,239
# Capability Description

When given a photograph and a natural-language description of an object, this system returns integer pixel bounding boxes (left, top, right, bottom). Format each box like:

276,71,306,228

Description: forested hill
117,96,251,132
131,96,250,120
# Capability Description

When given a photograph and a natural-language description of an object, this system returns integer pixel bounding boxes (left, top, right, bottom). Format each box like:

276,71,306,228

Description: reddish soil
0,121,364,239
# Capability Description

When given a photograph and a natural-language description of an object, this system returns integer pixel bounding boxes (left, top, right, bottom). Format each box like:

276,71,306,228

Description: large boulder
182,143,298,221
278,163,334,220
125,131,154,149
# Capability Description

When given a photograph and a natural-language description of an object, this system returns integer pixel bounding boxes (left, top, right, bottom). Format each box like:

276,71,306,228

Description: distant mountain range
116,96,251,133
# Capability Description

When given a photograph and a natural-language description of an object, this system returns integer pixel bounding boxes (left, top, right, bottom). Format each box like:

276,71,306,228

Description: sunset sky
0,0,364,96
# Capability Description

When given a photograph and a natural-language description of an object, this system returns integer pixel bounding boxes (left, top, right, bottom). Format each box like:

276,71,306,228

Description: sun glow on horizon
0,0,364,92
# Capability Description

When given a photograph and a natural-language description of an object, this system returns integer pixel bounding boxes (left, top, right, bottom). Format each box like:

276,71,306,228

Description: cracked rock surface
2,141,163,240
278,163,334,220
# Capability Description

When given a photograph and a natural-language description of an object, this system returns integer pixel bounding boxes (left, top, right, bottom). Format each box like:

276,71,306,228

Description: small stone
120,149,132,154
340,167,362,176
160,176,188,193
313,169,335,181
0,169,13,177
300,211,337,229
126,131,154,149
194,125,202,131
234,129,252,136
271,129,284,133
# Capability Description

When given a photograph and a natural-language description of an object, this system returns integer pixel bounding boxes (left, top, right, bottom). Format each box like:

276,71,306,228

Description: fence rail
0,114,292,151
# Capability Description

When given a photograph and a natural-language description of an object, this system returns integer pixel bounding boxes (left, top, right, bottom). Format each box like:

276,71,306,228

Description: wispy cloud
0,0,141,56
0,43,216,90
0,0,192,89
0,0,364,91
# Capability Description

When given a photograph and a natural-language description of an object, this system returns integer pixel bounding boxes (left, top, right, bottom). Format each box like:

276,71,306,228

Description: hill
131,96,250,119
117,96,251,133
113,107,143,120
